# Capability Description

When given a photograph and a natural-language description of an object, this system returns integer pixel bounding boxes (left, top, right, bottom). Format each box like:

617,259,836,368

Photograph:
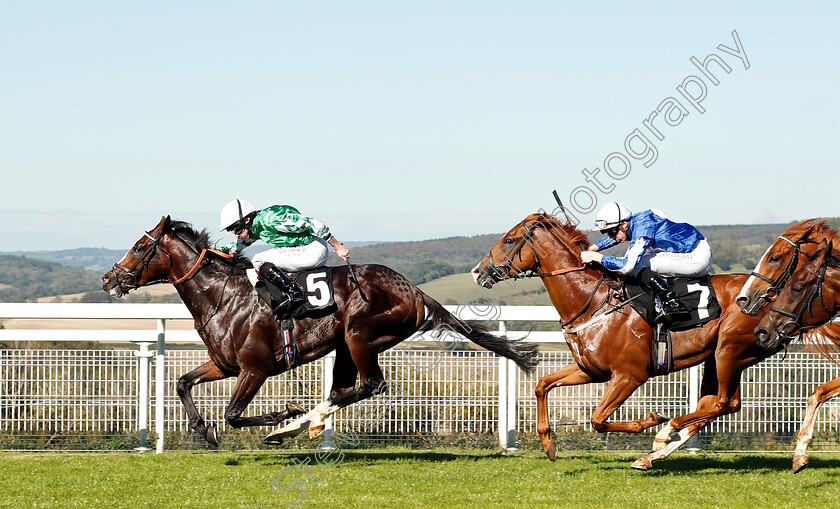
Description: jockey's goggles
225,223,248,235
600,226,620,237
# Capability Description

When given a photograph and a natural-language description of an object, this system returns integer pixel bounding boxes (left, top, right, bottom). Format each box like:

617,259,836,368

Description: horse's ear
161,215,172,233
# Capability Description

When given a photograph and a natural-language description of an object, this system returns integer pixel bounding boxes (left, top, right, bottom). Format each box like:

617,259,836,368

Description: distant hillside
3,218,839,302
0,255,104,303
327,234,501,284
2,247,127,273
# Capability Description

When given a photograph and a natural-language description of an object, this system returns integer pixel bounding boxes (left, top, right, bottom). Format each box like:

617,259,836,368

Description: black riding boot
638,268,691,323
258,263,304,314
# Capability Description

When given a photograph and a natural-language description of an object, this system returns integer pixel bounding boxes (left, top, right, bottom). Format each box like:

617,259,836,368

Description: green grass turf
3,448,840,509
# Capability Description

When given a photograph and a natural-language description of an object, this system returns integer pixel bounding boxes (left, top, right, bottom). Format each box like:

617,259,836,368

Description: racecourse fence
1,303,840,453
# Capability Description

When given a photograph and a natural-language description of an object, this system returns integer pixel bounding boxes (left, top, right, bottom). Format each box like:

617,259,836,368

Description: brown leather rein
173,248,234,284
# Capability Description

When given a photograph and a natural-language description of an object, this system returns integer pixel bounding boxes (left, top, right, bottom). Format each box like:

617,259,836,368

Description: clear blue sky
2,2,838,251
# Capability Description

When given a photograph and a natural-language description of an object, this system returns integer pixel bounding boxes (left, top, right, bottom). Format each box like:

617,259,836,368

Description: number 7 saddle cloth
622,275,722,332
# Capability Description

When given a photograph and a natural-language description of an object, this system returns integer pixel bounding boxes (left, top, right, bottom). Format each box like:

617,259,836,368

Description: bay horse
102,216,538,446
736,220,840,472
472,211,787,469
753,239,840,472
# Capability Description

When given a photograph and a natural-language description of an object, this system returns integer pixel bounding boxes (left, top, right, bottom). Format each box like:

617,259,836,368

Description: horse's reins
110,232,237,333
174,248,233,284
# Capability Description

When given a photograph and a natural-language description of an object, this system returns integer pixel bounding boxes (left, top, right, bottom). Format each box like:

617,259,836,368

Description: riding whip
345,259,368,302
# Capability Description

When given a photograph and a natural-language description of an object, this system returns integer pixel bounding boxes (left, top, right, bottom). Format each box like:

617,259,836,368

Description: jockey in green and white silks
219,199,350,312
219,201,347,272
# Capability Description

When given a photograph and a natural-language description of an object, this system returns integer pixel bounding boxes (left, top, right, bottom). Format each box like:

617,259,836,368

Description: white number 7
686,283,710,320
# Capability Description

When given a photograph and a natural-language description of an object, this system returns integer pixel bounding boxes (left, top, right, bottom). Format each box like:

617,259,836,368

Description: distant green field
418,272,550,306
3,449,840,508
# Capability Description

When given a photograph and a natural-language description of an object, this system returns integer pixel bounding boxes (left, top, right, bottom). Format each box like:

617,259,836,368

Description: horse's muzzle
737,294,768,316
471,265,496,289
102,269,129,298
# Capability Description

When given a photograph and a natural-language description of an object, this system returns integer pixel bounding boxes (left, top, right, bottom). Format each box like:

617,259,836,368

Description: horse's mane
522,212,593,250
798,244,840,360
785,219,840,244
168,220,253,271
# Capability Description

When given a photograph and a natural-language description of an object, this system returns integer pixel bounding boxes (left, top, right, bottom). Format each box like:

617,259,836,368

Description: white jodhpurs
636,239,713,278
251,238,329,272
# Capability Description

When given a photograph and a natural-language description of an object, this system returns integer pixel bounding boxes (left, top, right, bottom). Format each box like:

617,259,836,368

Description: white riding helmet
219,199,257,231
594,202,632,231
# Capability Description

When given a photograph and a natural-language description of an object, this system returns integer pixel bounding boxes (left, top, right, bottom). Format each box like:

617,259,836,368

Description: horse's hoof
631,457,653,471
286,401,305,416
308,424,325,439
205,424,219,447
793,454,810,474
651,411,670,425
263,434,285,446
544,440,557,462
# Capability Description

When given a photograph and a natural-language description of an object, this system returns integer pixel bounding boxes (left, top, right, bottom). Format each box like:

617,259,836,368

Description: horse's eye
504,238,514,245
133,244,144,254
791,285,803,293
769,255,781,263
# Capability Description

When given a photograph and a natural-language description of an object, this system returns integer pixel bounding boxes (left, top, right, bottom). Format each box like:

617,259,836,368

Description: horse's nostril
755,328,768,341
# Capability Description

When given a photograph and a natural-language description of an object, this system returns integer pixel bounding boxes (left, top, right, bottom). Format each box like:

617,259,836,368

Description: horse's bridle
765,257,835,341
486,222,541,280
110,230,235,293
109,231,173,293
484,221,600,327
749,235,813,306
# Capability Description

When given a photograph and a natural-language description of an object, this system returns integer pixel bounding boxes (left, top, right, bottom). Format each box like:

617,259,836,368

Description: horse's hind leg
266,337,386,442
176,360,228,446
793,377,840,473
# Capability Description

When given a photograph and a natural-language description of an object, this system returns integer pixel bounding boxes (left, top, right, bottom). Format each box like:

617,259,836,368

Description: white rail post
497,320,509,449
506,357,518,450
155,319,166,454
686,364,701,453
320,351,336,448
133,340,154,452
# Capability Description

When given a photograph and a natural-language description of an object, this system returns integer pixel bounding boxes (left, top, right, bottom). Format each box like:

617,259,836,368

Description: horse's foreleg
176,360,228,446
793,377,840,473
535,363,594,461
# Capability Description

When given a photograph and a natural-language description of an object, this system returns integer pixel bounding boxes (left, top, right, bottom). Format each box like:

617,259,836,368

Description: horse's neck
826,266,840,314
166,242,247,321
536,243,607,324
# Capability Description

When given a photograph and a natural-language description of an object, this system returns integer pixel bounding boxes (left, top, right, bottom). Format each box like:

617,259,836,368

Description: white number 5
306,272,330,307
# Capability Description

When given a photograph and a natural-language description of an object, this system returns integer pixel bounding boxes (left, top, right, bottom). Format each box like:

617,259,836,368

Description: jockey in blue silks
580,201,713,322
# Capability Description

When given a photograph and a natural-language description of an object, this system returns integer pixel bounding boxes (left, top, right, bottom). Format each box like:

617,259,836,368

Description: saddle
619,274,721,332
246,267,338,320
246,267,339,370
614,274,722,376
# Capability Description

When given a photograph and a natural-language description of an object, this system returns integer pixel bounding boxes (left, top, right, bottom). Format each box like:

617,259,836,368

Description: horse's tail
419,295,539,376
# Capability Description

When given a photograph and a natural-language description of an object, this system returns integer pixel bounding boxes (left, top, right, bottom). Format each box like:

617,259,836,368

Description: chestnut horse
102,216,538,445
752,239,840,472
737,220,840,472
472,212,792,469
